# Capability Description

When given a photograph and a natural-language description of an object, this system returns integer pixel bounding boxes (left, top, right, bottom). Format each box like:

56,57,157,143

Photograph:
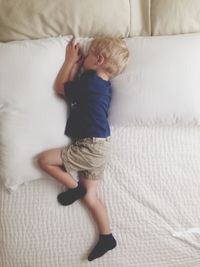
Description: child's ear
97,55,105,66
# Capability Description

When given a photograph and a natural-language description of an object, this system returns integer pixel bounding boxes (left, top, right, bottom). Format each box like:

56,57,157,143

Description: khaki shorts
60,137,111,180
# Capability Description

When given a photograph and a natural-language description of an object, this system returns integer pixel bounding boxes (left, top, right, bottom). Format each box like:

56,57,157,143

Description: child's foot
57,181,86,206
88,233,117,261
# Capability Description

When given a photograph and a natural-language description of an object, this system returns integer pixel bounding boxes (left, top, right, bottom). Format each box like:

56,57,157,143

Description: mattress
0,125,200,267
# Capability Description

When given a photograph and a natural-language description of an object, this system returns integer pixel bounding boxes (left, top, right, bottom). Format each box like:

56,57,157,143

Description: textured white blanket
0,126,200,267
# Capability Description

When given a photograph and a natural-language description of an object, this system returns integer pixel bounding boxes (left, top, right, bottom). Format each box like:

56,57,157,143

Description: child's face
83,51,98,71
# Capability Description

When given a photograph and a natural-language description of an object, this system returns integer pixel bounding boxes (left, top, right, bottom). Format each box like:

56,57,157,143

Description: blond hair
89,37,129,78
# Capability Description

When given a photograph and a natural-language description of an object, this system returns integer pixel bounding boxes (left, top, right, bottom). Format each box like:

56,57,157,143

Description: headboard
0,0,200,42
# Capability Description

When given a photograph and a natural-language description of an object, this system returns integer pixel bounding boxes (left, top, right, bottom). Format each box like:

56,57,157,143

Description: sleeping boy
38,37,129,261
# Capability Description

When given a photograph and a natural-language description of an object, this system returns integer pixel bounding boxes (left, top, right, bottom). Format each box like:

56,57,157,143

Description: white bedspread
0,126,200,267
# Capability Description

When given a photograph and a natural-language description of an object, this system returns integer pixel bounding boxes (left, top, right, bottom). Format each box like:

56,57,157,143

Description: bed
0,1,200,267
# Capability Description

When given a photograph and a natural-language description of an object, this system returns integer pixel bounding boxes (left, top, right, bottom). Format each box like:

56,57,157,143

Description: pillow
1,33,200,191
109,33,200,126
0,0,130,42
129,0,151,36
151,0,200,35
0,35,92,192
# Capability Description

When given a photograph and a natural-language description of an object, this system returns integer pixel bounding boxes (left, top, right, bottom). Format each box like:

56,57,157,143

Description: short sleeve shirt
63,70,112,139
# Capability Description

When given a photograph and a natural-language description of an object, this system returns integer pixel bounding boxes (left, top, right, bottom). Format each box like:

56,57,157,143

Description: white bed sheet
0,125,200,267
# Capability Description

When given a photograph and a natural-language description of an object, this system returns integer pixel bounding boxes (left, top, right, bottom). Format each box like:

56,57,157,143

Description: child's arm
55,38,82,96
69,55,84,81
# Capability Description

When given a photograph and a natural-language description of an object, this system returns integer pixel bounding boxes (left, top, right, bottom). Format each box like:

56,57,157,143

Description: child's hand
65,37,83,66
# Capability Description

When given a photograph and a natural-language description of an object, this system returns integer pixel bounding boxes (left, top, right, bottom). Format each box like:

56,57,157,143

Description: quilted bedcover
0,125,200,267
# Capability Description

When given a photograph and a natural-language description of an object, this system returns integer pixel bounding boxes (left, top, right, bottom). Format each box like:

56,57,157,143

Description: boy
38,37,129,261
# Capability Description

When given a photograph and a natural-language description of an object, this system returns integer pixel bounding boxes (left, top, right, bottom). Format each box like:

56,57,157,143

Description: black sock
88,233,117,261
57,181,86,206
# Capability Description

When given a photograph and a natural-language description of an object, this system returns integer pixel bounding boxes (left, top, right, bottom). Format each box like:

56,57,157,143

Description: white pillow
1,33,200,191
109,33,200,126
0,36,92,191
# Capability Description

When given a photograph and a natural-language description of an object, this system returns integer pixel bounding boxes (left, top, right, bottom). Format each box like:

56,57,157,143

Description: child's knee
37,149,63,169
37,153,49,169
82,192,98,208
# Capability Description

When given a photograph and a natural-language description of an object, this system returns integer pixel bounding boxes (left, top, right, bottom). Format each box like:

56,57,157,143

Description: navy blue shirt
63,70,112,139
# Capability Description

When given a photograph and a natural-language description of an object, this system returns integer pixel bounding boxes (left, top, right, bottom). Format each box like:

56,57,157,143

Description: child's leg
79,178,111,234
38,148,78,189
79,178,117,261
